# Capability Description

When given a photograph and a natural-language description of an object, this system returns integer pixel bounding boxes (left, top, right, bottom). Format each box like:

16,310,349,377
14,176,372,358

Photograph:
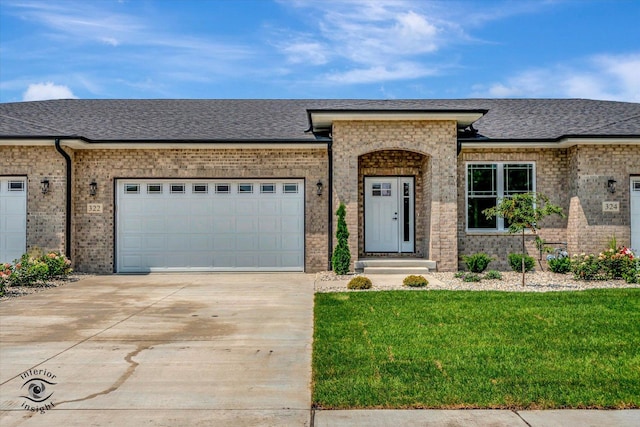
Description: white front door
364,177,414,253
632,177,640,252
0,177,27,264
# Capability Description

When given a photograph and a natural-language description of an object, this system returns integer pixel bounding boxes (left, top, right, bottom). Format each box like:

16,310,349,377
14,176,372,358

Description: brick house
1,99,639,273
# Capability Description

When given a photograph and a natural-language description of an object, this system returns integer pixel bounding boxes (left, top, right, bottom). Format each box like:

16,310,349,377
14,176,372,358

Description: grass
313,289,640,409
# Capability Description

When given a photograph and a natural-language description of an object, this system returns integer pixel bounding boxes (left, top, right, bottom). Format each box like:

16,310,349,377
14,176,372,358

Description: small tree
332,203,351,275
483,192,564,286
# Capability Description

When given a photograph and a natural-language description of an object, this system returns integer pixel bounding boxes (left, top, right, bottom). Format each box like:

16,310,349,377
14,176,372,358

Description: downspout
327,138,334,271
54,139,72,258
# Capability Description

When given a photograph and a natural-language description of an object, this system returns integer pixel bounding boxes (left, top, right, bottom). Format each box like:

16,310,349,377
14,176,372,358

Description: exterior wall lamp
316,180,323,196
89,180,97,196
607,179,617,194
40,178,50,194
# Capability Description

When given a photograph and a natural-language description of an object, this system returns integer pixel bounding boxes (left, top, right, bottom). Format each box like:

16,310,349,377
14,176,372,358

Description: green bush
548,256,571,274
403,275,428,288
623,260,639,283
462,253,493,273
347,276,372,290
484,270,503,280
508,253,536,273
454,271,466,279
332,203,351,275
462,273,482,282
570,254,606,280
1,251,72,288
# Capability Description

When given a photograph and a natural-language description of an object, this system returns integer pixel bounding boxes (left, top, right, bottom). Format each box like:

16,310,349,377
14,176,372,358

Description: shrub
484,270,502,280
598,248,634,279
508,253,535,273
9,254,50,286
347,276,372,290
403,275,428,288
462,273,482,282
462,253,493,273
43,252,73,277
332,203,351,275
548,256,571,274
454,271,466,279
571,254,606,280
1,251,72,287
622,260,639,284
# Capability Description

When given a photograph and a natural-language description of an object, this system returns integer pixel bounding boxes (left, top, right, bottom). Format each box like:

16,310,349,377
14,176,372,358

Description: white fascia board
0,138,327,150
460,137,640,150
311,111,485,130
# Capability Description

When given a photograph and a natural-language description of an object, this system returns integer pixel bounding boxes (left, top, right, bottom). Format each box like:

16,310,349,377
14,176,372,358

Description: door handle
392,212,398,220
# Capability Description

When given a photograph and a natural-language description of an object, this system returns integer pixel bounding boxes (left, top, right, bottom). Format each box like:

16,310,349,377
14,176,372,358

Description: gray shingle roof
1,98,639,141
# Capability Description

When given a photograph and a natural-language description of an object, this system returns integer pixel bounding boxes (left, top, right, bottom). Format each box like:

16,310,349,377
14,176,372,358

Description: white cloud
474,53,640,102
276,0,460,84
22,82,77,101
326,62,438,84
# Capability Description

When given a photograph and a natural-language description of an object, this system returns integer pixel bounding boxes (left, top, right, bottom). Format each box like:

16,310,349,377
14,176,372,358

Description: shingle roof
1,98,639,141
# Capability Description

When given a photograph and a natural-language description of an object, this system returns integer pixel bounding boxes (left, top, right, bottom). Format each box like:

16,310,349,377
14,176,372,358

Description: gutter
327,139,333,271
54,139,72,258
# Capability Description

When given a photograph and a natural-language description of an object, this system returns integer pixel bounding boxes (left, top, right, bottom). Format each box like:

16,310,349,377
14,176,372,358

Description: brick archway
358,150,431,258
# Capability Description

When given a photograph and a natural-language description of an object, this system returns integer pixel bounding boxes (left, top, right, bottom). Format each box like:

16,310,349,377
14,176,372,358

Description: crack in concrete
56,345,145,405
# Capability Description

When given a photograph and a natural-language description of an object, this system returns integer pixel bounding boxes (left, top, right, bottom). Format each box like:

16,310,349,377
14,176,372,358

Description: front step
355,259,436,274
363,266,431,275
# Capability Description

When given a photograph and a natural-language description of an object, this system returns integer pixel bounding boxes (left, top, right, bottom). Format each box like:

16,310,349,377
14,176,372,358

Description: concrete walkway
0,274,315,426
1,274,639,426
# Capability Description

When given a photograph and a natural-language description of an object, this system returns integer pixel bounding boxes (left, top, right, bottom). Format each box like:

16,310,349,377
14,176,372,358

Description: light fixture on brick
40,178,49,194
89,180,97,196
316,180,323,196
607,179,616,194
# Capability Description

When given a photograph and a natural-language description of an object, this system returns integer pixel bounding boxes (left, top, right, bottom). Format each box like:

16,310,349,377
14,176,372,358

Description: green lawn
313,289,640,409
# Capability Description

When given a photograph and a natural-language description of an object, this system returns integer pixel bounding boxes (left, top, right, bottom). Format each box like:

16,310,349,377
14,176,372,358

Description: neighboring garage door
116,179,304,272
0,177,27,264
632,177,640,252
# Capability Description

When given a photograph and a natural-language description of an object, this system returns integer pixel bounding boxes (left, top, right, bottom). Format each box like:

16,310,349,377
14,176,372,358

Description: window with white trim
467,162,535,231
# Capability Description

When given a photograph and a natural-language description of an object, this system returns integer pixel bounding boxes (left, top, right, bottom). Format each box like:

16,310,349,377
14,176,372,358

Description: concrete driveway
0,274,315,426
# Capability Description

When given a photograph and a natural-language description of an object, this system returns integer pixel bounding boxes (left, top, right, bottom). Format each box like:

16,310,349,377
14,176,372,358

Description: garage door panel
259,235,279,250
213,235,235,251
143,236,166,250
213,217,235,233
259,216,280,233
236,235,258,251
0,177,27,264
117,179,303,272
259,200,280,215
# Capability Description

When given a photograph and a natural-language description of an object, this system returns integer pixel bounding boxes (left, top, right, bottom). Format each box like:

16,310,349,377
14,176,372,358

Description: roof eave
459,135,640,149
307,109,488,133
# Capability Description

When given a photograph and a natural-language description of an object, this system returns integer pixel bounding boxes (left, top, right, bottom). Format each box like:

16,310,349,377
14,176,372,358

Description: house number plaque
602,201,619,213
87,203,103,214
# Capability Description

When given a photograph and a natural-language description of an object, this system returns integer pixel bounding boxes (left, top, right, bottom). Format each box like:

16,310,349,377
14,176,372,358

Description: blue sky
1,0,639,102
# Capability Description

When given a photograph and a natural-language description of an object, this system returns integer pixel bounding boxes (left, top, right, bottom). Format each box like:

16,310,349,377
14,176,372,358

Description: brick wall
332,120,458,271
0,145,69,256
458,145,640,270
72,148,328,273
566,145,640,255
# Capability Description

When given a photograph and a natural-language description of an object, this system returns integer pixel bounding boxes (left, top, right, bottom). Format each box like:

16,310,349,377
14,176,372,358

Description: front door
364,177,414,253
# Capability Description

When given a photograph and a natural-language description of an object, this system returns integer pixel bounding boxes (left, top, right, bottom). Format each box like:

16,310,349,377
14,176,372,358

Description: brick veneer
72,148,328,273
0,146,69,256
458,145,640,270
332,120,459,271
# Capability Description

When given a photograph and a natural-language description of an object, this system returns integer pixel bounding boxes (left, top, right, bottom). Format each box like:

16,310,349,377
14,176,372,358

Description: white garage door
0,177,27,264
116,179,304,272
632,177,640,252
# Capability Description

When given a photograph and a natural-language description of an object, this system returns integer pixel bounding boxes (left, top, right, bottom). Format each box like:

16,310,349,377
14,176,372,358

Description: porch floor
355,258,436,274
